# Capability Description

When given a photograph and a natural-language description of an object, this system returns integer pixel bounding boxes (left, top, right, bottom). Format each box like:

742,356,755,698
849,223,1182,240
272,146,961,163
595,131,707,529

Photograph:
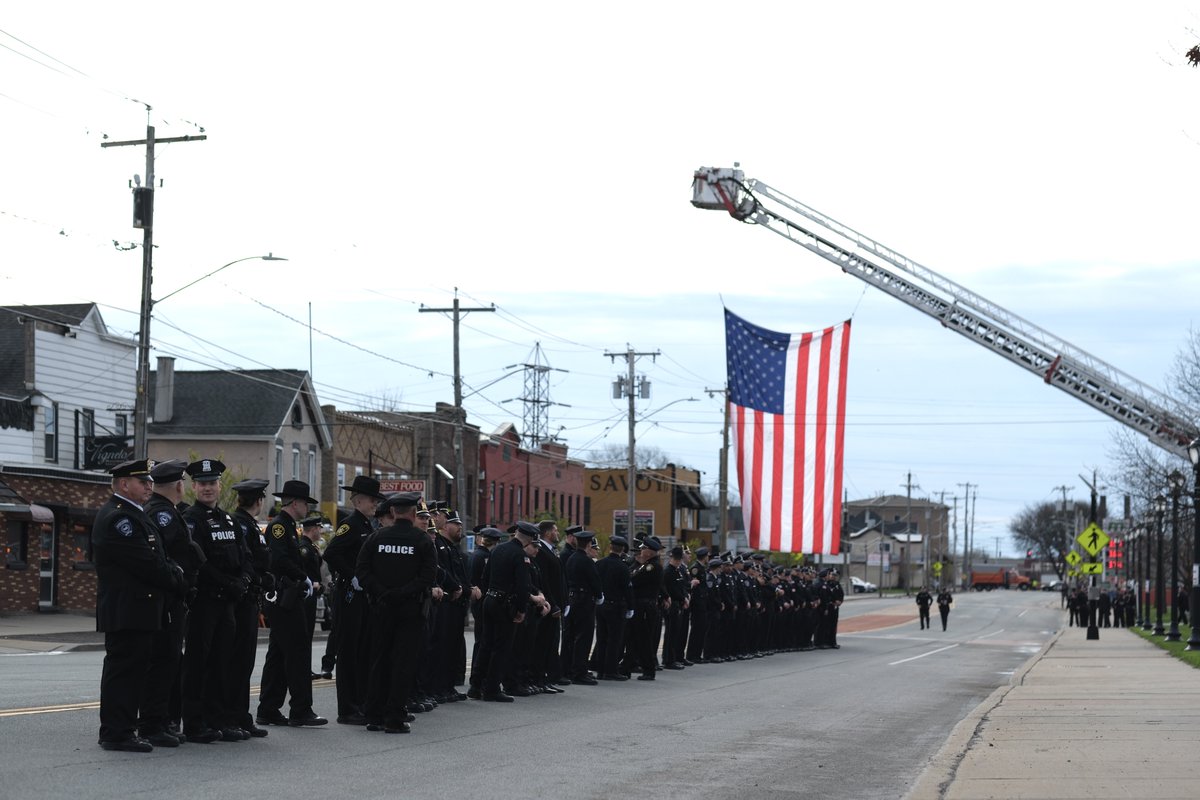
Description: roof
148,368,330,446
0,303,100,398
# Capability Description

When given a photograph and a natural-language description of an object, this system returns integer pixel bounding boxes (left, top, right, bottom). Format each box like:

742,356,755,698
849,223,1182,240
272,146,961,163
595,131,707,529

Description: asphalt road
0,590,1062,800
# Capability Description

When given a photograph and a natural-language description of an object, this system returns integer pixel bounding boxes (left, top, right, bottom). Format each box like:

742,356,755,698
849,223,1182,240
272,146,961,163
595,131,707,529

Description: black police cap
231,478,269,496
638,537,663,552
185,458,227,481
507,520,541,539
149,459,186,483
564,525,584,536
695,547,710,558
610,536,629,549
375,491,422,517
110,459,154,479
478,526,505,540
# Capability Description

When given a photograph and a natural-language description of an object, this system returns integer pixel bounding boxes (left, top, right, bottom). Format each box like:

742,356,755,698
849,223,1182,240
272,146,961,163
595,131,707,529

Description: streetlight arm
155,253,287,305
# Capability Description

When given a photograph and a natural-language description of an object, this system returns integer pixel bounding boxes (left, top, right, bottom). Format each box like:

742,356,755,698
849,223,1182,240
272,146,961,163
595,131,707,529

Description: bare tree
1009,500,1088,580
589,442,672,469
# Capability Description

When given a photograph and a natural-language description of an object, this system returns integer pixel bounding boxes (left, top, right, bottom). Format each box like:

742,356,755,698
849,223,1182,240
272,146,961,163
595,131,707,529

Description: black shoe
366,722,385,732
663,663,684,670
541,684,563,694
510,686,534,697
636,673,655,681
408,701,433,713
466,688,482,700
183,727,221,744
384,722,412,734
220,727,248,741
681,659,695,666
99,737,153,753
601,673,630,681
830,644,841,649
337,713,369,726
255,710,289,726
242,724,268,738
320,671,333,680
449,690,469,701
289,712,329,727
555,678,572,686
142,731,180,748
572,674,598,686
482,692,514,703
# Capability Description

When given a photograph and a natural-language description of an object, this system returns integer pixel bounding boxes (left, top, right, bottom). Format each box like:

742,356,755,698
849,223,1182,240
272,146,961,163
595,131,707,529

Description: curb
903,626,1064,800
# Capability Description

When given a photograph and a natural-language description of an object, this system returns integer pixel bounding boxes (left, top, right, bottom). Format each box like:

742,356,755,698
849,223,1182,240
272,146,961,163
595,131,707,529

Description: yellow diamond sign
1077,523,1110,558
1080,562,1103,575
1065,550,1082,567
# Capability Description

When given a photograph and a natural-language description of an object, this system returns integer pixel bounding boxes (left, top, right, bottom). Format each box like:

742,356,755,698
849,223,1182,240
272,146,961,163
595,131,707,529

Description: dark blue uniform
323,510,374,718
471,539,533,698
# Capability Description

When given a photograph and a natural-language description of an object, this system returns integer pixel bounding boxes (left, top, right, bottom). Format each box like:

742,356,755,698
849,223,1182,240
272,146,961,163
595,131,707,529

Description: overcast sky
3,2,1199,556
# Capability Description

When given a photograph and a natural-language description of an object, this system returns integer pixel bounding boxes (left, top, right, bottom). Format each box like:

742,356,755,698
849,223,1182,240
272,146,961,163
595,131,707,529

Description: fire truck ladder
691,166,1199,459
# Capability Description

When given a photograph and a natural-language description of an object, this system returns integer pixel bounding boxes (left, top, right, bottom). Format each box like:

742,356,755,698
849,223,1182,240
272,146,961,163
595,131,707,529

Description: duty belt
485,589,512,600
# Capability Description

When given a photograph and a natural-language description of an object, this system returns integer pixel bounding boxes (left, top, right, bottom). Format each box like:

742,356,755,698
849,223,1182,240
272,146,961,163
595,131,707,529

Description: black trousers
918,606,931,629
365,602,424,725
475,595,517,695
632,602,662,675
663,606,685,664
99,629,155,742
181,595,235,732
139,601,186,735
332,586,370,715
594,604,627,675
533,613,561,683
569,600,595,678
686,607,707,661
939,606,950,630
259,601,314,718
229,595,260,727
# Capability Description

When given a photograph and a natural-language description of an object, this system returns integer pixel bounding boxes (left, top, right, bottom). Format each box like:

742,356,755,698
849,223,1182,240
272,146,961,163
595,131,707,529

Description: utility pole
950,495,958,588
903,471,920,593
705,385,730,552
101,114,206,458
606,346,659,542
420,288,495,529
957,482,976,590
1053,484,1072,579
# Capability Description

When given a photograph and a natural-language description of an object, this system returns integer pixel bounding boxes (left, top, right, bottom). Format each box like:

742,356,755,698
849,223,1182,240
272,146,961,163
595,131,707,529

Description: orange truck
971,566,1031,591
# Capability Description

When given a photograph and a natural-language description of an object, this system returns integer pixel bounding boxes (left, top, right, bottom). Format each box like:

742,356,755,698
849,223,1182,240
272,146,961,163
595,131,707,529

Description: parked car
851,576,877,593
1042,579,1064,592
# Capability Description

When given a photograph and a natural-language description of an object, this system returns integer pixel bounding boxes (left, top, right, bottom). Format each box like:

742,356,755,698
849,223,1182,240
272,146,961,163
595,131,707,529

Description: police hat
110,459,155,480
695,547,710,558
478,526,505,540
149,459,187,483
340,475,386,501
752,553,767,561
564,525,584,537
185,458,226,481
669,546,684,559
375,491,422,517
574,530,596,541
709,557,725,568
272,479,318,505
429,501,450,513
638,536,662,552
231,477,269,497
301,513,324,527
610,536,629,549
443,508,462,524
507,520,540,539
416,499,431,518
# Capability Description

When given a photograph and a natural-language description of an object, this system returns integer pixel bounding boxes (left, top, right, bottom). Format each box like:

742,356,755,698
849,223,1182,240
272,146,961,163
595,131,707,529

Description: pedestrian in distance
915,587,933,630
936,588,953,631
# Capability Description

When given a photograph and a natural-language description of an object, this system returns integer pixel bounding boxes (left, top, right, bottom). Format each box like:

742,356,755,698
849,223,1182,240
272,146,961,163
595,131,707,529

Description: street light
1142,514,1154,631
1154,494,1167,636
133,253,287,457
1167,470,1185,641
1133,524,1144,629
1186,439,1200,650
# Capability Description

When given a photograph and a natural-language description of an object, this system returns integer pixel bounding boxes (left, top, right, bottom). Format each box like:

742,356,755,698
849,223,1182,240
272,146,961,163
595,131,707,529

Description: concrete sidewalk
907,625,1200,799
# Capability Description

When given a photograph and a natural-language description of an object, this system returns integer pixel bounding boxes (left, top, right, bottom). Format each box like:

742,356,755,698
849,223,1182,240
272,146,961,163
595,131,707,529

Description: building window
44,402,58,462
292,446,300,480
533,488,540,511
516,487,522,519
489,481,496,522
70,523,93,570
5,521,27,569
274,444,283,491
498,483,505,522
114,414,127,437
291,403,303,429
308,450,316,489
337,463,346,504
81,408,95,437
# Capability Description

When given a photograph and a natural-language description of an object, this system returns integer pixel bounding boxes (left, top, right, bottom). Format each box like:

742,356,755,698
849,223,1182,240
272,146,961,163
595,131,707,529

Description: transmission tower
512,343,568,449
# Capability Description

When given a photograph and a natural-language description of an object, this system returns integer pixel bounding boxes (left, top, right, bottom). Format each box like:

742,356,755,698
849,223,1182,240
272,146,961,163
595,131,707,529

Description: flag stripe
725,309,851,555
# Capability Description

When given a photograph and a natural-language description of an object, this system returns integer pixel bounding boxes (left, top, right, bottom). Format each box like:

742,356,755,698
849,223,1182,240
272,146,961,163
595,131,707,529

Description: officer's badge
259,533,267,545
115,518,134,537
272,523,286,539
156,511,172,528
334,523,350,538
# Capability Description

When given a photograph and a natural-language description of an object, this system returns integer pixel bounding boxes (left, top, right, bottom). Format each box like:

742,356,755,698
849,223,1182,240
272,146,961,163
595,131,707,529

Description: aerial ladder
692,166,1199,459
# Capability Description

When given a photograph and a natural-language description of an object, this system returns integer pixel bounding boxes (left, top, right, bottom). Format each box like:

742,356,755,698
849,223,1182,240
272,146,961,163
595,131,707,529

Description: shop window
5,521,27,569
70,523,93,570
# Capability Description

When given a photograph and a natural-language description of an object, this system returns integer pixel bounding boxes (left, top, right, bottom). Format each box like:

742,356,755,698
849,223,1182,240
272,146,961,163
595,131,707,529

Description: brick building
477,423,585,527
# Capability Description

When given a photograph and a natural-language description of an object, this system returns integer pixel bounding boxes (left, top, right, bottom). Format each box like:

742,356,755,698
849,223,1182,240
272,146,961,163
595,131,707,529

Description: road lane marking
889,644,959,665
971,628,1005,641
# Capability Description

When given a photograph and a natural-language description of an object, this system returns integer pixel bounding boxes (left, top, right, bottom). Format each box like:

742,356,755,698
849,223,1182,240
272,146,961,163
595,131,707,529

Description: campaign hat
272,479,318,505
340,475,386,500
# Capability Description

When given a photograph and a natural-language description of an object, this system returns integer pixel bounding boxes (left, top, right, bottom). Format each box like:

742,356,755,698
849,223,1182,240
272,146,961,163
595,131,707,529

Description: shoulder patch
334,523,350,537
155,511,173,528
272,523,286,539
115,517,134,537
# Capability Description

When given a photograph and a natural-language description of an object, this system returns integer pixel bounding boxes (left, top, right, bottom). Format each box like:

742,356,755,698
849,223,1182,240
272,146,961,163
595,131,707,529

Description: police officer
229,477,272,738
558,524,581,678
685,547,710,663
936,588,954,631
94,459,185,752
662,546,690,669
533,520,566,691
467,526,503,677
181,458,251,743
355,492,437,733
916,586,933,630
630,536,666,680
256,480,328,727
431,508,470,702
298,513,326,674
140,459,197,746
322,474,385,725
564,530,603,685
470,521,542,702
593,535,633,680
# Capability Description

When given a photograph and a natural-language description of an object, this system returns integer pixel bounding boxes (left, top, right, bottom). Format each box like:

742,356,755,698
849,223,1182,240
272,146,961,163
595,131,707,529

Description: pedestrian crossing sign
1080,562,1103,575
1077,523,1109,557
1065,550,1082,567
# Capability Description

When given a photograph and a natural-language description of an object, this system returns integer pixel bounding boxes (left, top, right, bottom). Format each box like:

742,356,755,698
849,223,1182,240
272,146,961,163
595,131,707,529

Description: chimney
154,356,175,423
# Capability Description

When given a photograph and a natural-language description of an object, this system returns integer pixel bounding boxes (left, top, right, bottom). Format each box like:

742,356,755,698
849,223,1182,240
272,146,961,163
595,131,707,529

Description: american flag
725,309,851,554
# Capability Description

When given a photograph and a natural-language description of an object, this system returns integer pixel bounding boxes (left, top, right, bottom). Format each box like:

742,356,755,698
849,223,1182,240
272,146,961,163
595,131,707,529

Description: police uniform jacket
688,560,709,612
183,501,252,599
534,540,566,613
298,537,323,585
468,545,491,617
266,511,307,587
630,558,665,604
595,553,633,608
93,494,182,632
323,509,373,584
564,547,602,602
936,591,953,609
481,538,532,600
354,518,436,608
145,492,200,591
232,507,271,591
916,590,933,608
664,561,689,605
434,533,466,597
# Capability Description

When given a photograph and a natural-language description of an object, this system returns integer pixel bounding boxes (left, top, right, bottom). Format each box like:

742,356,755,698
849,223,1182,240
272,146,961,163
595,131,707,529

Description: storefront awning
674,487,707,510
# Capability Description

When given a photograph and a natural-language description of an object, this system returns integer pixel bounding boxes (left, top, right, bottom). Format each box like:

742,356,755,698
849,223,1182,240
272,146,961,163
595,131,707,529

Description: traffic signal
1106,538,1124,570
1026,549,1033,559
